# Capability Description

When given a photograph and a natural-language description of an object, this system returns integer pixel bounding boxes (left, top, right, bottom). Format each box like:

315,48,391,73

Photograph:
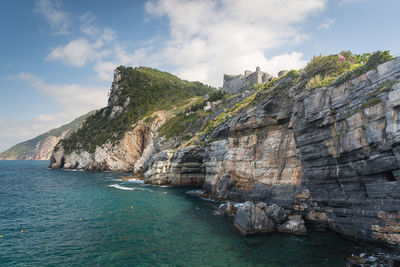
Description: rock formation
49,57,400,249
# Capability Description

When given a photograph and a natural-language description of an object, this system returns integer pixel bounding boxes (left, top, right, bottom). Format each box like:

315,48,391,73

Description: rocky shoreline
50,58,400,252
188,189,400,266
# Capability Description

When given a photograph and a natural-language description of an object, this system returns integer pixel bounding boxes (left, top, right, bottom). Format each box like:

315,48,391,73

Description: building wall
222,68,273,94
222,74,245,94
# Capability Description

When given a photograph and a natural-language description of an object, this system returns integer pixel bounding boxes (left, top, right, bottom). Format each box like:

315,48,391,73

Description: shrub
208,90,224,102
304,54,350,79
332,51,393,86
305,74,336,90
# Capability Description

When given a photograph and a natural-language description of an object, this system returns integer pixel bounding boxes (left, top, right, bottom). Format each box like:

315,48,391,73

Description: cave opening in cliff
382,170,396,182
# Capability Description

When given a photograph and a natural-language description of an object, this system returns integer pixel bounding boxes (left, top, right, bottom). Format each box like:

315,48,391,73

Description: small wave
109,184,134,191
186,189,206,196
160,185,169,188
125,178,145,184
199,196,218,202
109,184,153,192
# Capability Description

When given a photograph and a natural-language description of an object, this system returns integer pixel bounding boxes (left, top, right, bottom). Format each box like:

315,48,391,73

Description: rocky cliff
50,54,400,249
0,111,95,160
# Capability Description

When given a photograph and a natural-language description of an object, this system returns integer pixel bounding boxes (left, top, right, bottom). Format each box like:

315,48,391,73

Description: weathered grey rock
265,204,288,225
218,202,237,216
293,58,400,247
256,202,267,210
234,201,275,235
277,215,307,235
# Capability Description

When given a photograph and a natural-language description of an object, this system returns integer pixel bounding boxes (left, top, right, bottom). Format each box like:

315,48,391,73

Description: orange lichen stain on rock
306,211,333,224
378,211,400,219
295,188,310,199
371,211,400,245
293,203,308,212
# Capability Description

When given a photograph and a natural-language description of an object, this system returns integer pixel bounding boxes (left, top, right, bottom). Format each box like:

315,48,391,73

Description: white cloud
47,11,116,68
40,0,324,86
79,12,99,36
144,0,327,86
339,0,366,6
8,72,107,114
34,0,70,35
102,28,117,42
47,38,110,67
93,46,150,82
318,18,335,29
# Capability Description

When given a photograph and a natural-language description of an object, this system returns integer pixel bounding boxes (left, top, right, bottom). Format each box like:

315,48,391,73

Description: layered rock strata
50,59,400,248
144,59,400,248
292,59,400,247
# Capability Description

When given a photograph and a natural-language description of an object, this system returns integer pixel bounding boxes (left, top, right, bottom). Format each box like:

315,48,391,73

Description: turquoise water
0,161,362,266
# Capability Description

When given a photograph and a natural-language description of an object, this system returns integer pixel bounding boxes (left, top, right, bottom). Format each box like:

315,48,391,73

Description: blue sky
1,0,399,151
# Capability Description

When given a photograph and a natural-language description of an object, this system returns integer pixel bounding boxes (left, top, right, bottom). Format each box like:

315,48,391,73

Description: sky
1,0,400,151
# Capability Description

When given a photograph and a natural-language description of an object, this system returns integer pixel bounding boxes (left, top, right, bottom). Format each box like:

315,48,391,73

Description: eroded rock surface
292,59,400,247
277,215,307,236
234,201,275,235
50,111,167,171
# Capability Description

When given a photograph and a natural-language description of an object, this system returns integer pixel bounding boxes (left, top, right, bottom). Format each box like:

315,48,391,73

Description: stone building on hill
222,66,273,94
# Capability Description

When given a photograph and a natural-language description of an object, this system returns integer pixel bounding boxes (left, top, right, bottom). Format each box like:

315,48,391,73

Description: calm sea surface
0,160,364,266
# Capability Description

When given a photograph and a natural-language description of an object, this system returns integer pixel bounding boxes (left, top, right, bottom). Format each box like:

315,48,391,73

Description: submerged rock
234,201,275,235
277,215,307,236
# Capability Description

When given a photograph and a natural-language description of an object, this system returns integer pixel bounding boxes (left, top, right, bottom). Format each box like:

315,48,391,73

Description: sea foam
109,184,134,191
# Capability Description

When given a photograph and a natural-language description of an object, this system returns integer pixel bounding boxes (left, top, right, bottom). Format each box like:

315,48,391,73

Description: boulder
265,203,288,225
277,215,307,235
234,201,274,235
256,202,267,210
218,202,237,216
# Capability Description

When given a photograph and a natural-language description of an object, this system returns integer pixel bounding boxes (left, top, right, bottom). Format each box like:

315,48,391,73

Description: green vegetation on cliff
58,66,216,153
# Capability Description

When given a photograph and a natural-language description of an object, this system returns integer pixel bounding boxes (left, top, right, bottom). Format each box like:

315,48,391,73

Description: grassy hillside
58,66,216,153
0,110,96,159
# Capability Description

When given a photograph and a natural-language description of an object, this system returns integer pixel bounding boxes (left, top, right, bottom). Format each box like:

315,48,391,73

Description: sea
0,160,382,266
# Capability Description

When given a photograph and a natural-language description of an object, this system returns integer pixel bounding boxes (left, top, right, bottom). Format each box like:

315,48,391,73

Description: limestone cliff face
143,92,302,205
32,131,69,160
292,59,400,247
50,111,167,172
143,58,400,248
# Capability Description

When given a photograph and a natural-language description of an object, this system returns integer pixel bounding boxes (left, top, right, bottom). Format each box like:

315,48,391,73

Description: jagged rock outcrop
232,201,305,236
277,215,307,235
50,111,167,172
234,201,275,235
